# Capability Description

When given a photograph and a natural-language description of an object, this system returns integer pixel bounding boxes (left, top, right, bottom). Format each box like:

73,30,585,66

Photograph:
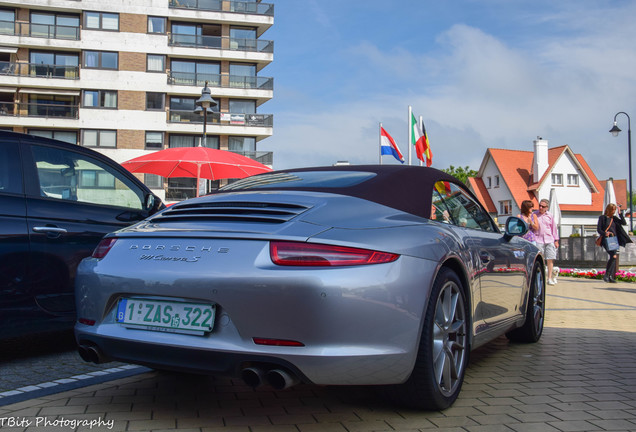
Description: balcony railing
234,150,273,166
169,110,273,127
0,20,80,40
168,0,274,16
168,72,273,90
0,102,80,119
0,62,79,79
169,34,274,53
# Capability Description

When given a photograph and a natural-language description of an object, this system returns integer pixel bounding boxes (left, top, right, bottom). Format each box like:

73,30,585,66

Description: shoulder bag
596,217,613,246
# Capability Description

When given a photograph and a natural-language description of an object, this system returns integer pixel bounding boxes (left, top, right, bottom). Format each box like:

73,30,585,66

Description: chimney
533,137,548,183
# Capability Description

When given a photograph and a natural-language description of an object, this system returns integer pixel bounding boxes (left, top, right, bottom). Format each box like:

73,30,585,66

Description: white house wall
482,156,522,223
537,151,592,205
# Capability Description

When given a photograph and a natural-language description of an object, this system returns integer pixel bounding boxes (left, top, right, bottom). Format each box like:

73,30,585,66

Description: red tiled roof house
467,138,626,236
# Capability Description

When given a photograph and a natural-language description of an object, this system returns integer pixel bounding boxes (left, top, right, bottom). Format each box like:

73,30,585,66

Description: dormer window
551,173,563,186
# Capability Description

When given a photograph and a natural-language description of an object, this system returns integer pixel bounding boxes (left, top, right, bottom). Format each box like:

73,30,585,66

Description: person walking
533,198,559,285
518,200,538,245
597,203,632,283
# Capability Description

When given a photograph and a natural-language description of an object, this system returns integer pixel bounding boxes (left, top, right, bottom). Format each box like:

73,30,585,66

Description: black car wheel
507,261,545,343
387,267,469,410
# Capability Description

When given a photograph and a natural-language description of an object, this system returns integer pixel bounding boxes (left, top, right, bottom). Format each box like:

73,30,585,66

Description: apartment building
0,0,274,201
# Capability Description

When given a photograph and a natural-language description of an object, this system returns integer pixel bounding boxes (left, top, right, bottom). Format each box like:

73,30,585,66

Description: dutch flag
380,126,404,164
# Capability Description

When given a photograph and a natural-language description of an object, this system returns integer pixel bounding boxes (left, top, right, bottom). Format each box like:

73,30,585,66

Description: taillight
270,241,399,267
92,238,117,259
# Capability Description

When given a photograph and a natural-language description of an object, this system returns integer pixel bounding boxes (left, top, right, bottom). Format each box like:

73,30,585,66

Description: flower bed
558,268,636,282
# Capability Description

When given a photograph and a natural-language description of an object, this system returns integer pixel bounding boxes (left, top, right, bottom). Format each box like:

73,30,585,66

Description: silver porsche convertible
75,165,544,410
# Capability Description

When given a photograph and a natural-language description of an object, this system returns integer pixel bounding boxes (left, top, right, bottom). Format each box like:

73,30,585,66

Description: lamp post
194,80,217,148
609,111,633,233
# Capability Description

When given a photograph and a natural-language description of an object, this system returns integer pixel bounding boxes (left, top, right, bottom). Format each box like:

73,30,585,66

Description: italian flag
411,113,432,167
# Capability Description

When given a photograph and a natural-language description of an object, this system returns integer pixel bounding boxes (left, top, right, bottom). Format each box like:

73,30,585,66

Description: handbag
604,235,620,251
596,218,614,247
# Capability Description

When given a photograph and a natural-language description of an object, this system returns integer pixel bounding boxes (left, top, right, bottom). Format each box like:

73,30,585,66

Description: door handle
479,252,491,263
32,226,68,235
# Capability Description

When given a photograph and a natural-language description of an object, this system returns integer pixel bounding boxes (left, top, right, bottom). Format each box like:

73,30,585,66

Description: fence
556,235,636,268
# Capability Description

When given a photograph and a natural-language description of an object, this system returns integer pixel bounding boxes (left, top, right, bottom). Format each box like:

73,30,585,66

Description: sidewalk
0,277,635,432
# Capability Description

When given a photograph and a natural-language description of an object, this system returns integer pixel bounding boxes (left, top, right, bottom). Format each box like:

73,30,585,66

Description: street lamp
194,81,217,148
609,111,633,233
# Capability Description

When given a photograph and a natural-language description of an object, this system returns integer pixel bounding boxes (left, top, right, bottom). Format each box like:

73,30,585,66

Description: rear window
220,171,376,191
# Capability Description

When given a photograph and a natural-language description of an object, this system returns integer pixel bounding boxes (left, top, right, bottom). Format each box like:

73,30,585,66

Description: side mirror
504,216,528,241
144,193,163,214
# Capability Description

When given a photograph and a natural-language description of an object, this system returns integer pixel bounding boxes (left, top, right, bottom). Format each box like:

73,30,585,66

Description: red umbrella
122,147,272,197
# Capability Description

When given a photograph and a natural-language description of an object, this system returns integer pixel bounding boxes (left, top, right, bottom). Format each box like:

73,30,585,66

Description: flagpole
408,106,412,165
379,122,382,165
419,116,424,167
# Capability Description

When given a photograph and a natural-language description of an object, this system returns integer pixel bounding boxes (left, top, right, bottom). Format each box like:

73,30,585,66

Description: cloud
264,2,636,181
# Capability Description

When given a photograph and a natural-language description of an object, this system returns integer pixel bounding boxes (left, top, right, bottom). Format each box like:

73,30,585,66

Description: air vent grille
149,201,311,224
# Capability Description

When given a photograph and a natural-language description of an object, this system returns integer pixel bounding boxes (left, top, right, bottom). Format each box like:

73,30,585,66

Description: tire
387,267,469,410
506,262,545,343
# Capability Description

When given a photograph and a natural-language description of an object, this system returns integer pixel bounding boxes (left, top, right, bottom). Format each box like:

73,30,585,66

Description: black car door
22,137,151,320
0,137,31,336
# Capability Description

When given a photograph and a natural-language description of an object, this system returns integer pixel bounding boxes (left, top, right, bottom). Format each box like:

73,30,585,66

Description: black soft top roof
219,165,463,219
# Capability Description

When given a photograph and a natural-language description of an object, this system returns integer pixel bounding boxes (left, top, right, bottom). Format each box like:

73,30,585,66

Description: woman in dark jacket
597,203,632,283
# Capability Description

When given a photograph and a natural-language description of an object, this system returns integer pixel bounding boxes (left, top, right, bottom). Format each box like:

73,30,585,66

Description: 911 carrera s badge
138,254,201,262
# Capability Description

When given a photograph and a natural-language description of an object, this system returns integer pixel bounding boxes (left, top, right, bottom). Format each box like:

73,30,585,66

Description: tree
441,165,478,185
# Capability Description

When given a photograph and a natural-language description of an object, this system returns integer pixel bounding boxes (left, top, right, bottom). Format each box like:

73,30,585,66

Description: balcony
0,102,79,119
169,34,274,53
168,72,273,90
169,0,274,16
0,20,80,40
0,62,79,79
169,110,273,127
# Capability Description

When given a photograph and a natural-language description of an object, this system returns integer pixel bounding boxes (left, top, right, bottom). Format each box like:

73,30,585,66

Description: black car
0,131,163,338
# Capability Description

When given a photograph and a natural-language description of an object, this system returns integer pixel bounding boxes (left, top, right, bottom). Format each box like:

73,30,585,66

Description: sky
258,0,636,182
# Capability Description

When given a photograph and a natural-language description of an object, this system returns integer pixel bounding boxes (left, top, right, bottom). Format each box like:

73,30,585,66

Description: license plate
117,298,215,334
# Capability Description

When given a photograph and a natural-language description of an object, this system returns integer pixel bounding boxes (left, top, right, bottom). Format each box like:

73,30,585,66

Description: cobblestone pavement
0,276,634,432
0,331,128,394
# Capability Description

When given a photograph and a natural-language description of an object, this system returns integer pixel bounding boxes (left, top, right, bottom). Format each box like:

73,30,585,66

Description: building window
486,177,491,188
229,136,256,153
147,54,165,72
144,173,163,189
84,51,118,70
551,173,563,186
79,170,115,188
29,129,77,144
83,130,116,148
229,99,256,114
82,90,117,108
229,63,256,88
567,174,579,186
147,16,166,34
145,131,163,149
499,200,512,216
30,12,80,39
494,175,500,188
28,94,76,118
30,51,79,78
0,9,15,35
85,11,119,31
229,26,256,50
170,59,220,86
146,92,165,110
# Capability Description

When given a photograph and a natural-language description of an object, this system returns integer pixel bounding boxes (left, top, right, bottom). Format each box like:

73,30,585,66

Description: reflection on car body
75,165,544,410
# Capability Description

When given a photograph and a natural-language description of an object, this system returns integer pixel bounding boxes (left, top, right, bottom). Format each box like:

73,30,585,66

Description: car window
432,181,495,232
30,145,144,209
0,142,22,194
